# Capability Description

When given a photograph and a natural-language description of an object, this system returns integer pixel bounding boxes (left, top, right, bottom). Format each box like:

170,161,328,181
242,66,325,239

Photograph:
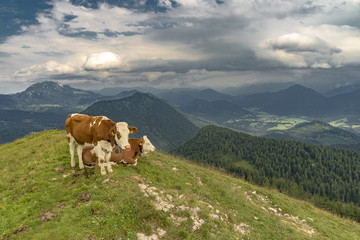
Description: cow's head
112,122,137,151
140,135,156,155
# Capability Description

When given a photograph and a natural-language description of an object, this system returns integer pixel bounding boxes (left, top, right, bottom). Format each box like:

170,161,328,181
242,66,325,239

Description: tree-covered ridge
173,125,360,221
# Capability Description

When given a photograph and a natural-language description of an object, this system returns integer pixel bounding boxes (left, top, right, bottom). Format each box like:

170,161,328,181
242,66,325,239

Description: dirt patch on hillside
137,177,252,238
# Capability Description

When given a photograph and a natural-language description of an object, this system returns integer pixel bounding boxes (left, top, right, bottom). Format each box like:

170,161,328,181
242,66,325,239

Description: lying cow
82,136,156,167
65,113,137,175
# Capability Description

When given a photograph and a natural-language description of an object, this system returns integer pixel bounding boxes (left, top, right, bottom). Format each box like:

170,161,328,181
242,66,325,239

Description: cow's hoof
101,170,106,175
107,168,113,173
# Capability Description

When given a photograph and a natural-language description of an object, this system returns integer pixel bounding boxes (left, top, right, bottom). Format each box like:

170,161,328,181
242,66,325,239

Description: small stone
131,176,144,184
54,166,65,172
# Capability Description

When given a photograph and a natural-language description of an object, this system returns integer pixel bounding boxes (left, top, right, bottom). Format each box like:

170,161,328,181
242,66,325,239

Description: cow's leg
93,144,106,175
77,145,84,169
98,140,114,174
67,134,76,168
105,151,113,173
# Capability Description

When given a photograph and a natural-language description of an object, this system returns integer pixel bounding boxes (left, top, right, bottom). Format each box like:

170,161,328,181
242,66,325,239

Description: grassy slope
1,131,360,240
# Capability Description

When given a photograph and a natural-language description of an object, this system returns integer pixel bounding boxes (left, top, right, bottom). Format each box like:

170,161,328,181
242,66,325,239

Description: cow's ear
129,127,137,134
111,127,116,136
139,138,144,146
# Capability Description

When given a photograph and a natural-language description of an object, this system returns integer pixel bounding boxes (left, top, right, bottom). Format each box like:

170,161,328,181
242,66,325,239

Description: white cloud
268,32,340,54
83,52,125,70
14,60,79,79
261,32,342,68
311,63,331,69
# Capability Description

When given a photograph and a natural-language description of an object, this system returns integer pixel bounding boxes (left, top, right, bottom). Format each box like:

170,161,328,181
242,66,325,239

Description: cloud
311,63,331,69
83,52,126,71
15,60,78,77
1,0,360,93
263,32,342,68
268,32,340,54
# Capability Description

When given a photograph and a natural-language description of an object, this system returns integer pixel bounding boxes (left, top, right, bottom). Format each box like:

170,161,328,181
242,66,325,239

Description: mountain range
158,84,360,118
1,80,360,151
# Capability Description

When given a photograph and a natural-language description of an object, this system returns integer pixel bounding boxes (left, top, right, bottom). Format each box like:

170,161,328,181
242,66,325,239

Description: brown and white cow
82,135,156,167
65,113,137,175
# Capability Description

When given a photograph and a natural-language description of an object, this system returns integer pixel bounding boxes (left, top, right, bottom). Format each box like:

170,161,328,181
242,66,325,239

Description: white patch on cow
70,113,82,118
93,140,114,175
119,158,138,166
77,145,85,169
97,117,104,126
89,118,97,129
114,122,131,149
98,116,109,126
142,135,156,154
68,131,96,169
67,133,76,168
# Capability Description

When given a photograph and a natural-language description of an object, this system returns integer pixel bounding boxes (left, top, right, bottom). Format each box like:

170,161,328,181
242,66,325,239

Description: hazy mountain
264,120,360,150
328,89,360,115
179,99,254,123
157,88,232,106
0,94,16,110
82,92,199,151
222,82,294,96
235,84,328,116
95,86,162,96
325,84,360,97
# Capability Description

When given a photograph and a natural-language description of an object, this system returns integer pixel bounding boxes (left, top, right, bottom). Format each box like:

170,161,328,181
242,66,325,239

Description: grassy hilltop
1,130,360,239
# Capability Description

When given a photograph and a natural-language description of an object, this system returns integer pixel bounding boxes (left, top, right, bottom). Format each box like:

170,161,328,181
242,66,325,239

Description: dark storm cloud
147,15,249,44
33,51,73,57
0,51,12,57
57,23,98,39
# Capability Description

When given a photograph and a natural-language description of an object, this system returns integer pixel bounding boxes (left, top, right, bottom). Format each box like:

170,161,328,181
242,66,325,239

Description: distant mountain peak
281,84,321,94
23,81,67,97
26,81,64,91
276,84,325,100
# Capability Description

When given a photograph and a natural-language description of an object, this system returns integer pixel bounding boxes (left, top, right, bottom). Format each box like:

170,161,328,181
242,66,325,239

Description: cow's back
66,114,115,146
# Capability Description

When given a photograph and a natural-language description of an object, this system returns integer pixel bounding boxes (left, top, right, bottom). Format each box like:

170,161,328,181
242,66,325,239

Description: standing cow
65,113,137,175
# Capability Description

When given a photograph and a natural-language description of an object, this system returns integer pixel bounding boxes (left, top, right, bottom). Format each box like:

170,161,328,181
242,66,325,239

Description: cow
82,135,156,167
65,113,137,175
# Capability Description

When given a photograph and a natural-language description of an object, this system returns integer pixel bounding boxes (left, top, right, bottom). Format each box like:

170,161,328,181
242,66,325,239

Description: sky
1,0,360,94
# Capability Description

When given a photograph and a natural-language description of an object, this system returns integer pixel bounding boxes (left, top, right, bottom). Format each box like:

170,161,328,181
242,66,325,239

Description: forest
173,125,360,222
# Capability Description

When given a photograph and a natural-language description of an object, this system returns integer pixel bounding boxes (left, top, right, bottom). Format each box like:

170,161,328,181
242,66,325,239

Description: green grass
1,130,360,239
